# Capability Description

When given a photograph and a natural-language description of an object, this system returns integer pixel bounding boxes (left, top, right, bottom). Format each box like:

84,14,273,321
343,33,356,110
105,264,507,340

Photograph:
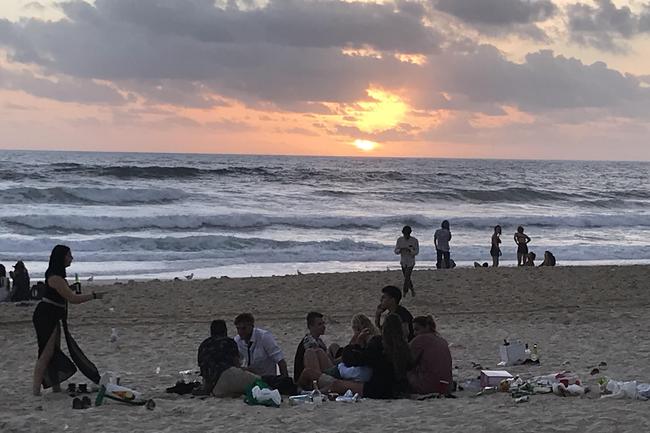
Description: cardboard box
480,370,513,388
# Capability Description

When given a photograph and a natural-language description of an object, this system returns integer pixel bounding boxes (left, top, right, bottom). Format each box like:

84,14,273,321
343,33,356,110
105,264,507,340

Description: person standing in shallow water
434,220,452,269
491,225,502,267
394,226,419,297
514,226,531,266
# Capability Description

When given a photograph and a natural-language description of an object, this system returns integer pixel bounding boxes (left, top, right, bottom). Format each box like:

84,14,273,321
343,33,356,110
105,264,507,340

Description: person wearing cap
9,260,31,302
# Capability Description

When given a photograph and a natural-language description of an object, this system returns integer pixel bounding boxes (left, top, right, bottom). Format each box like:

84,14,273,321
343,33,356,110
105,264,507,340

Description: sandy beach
1,265,649,433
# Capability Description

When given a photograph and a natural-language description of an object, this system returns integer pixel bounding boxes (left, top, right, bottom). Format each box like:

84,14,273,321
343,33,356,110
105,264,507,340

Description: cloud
0,65,127,104
433,0,558,40
0,0,435,106
0,0,648,130
567,0,650,52
411,46,650,118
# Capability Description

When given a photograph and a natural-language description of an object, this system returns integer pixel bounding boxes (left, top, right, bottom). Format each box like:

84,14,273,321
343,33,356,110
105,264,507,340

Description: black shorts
517,244,528,255
490,246,501,257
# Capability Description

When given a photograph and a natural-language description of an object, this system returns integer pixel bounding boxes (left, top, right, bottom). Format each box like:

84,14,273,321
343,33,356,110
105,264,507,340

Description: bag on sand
244,379,281,407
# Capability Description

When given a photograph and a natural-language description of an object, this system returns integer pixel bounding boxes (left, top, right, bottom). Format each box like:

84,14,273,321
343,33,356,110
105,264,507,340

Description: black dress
32,279,100,388
32,282,76,388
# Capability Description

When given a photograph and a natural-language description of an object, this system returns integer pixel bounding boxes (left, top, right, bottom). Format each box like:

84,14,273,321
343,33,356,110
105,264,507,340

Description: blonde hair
351,314,379,336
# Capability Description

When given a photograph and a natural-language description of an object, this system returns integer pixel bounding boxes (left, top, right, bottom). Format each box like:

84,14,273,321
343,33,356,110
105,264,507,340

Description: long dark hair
45,245,70,279
382,314,413,376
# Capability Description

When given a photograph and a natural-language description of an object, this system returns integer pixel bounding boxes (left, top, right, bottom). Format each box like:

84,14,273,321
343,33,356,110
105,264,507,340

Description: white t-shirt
394,236,419,267
234,328,285,376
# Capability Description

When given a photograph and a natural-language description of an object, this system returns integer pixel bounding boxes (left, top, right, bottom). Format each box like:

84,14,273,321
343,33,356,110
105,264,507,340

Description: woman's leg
492,255,499,267
328,379,364,396
304,348,333,372
32,324,60,396
436,249,442,269
443,251,450,269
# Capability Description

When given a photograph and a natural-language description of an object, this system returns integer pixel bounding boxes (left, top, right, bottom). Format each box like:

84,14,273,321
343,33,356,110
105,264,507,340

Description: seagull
87,276,94,282
185,273,194,280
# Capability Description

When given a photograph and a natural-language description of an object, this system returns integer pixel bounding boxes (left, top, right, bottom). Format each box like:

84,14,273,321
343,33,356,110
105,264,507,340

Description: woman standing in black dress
32,245,105,396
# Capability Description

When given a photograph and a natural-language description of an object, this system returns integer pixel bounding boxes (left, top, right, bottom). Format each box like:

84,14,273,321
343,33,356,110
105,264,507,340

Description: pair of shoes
72,396,92,409
68,383,89,396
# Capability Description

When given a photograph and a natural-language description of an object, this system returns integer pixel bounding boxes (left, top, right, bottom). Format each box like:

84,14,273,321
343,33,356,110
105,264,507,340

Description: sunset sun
353,139,378,152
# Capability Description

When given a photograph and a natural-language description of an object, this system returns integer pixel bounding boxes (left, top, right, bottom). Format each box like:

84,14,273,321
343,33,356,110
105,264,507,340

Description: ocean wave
4,212,650,234
0,235,390,262
3,235,650,264
51,164,276,179
0,186,188,205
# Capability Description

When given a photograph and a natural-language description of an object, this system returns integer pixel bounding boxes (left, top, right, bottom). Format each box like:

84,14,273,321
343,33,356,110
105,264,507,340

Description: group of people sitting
196,285,452,400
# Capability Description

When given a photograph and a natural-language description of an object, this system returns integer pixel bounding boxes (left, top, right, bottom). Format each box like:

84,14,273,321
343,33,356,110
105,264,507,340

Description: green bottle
95,385,106,406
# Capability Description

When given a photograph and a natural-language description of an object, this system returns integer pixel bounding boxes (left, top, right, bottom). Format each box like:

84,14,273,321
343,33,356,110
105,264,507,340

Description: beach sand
1,265,649,432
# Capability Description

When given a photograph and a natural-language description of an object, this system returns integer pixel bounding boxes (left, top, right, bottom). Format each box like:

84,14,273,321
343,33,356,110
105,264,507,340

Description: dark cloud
0,0,648,124
414,46,649,116
567,0,649,52
0,65,127,104
433,0,557,40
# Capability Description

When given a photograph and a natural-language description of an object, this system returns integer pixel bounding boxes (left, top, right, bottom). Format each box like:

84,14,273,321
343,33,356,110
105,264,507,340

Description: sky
1,0,649,160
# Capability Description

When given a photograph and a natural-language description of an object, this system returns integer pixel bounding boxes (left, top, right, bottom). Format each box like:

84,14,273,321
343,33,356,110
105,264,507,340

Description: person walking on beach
491,225,502,267
394,226,419,297
32,245,105,396
514,226,531,266
434,220,452,269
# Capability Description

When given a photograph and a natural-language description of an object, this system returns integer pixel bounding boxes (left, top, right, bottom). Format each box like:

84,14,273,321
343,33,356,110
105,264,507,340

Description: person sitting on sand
539,251,556,267
234,313,288,377
524,252,536,266
394,225,419,297
514,226,531,266
196,320,241,395
474,262,489,268
375,285,414,341
297,313,377,388
491,225,502,267
10,260,31,301
407,316,452,395
0,264,10,302
316,314,413,399
294,312,338,384
434,220,452,269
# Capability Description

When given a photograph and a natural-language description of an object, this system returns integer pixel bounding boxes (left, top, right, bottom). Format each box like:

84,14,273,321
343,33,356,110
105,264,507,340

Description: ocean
1,150,648,280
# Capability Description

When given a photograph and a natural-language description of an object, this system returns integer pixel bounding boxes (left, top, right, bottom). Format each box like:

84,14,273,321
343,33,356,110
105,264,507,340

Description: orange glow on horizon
353,139,379,152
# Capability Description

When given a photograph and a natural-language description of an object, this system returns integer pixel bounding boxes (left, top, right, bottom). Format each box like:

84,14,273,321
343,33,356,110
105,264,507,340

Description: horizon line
1,147,648,164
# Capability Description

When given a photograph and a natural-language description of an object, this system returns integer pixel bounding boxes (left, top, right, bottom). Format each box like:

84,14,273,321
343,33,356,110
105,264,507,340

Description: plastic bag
244,379,281,407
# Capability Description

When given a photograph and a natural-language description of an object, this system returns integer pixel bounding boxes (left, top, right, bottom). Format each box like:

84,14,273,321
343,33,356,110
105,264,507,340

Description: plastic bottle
530,344,539,362
74,273,81,294
310,380,323,404
110,328,118,343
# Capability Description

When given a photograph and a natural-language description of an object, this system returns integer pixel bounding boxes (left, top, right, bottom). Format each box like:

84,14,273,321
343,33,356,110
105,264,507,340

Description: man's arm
277,359,289,377
412,239,419,256
375,305,384,329
262,331,288,376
